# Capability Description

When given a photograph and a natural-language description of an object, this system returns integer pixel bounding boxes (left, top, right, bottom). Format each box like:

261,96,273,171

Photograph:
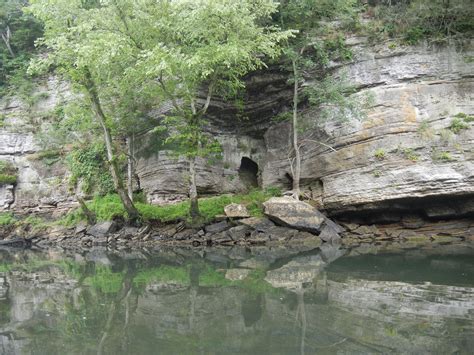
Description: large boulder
263,197,325,234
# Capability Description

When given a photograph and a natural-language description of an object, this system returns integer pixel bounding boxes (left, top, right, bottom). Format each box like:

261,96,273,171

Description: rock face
133,40,474,220
262,41,474,219
0,77,75,213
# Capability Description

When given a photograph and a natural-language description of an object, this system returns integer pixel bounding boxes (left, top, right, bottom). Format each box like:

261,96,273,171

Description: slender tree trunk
185,86,214,222
127,134,134,202
189,156,200,220
1,26,15,58
77,195,96,225
188,96,207,222
292,58,301,200
83,69,140,222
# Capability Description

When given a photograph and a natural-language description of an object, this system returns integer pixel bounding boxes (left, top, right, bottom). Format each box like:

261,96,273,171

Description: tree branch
157,71,184,114
298,139,337,152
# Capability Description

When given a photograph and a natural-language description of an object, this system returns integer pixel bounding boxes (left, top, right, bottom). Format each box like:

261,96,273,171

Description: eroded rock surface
262,41,474,218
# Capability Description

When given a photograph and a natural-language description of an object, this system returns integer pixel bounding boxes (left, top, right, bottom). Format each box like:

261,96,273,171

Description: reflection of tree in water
97,266,136,355
1,246,473,354
241,293,264,327
294,288,306,355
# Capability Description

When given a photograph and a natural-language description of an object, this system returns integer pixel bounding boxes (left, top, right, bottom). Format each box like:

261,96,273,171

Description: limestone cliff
0,77,74,214
1,39,473,221
136,39,474,220
263,39,474,220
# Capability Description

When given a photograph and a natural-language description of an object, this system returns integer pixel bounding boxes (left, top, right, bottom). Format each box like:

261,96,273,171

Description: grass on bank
0,212,16,226
0,188,281,230
62,187,282,226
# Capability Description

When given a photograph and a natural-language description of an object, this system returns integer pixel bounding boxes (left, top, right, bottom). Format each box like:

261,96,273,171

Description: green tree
129,0,293,220
0,0,43,93
277,0,364,199
27,0,159,223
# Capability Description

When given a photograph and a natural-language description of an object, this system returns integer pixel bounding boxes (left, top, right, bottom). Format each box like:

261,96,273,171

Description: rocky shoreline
1,197,472,251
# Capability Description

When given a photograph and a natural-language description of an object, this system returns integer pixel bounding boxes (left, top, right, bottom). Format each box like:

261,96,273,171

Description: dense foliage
66,143,115,196
366,0,473,44
0,0,43,95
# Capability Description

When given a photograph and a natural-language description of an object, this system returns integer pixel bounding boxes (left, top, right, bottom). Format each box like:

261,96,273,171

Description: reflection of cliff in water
0,244,471,354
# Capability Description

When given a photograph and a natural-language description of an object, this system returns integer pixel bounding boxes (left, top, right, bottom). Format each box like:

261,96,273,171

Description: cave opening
285,172,293,191
238,157,259,188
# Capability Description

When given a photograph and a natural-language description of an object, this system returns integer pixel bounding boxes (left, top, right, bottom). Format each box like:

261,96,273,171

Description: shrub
454,112,474,123
400,148,419,162
449,117,469,134
374,148,386,160
433,151,454,161
0,160,17,185
0,174,17,185
66,143,115,195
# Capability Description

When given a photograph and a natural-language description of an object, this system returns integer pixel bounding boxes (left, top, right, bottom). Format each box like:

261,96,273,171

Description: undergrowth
61,187,282,226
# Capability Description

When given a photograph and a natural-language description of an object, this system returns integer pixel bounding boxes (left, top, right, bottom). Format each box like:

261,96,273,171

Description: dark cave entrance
285,172,293,191
238,157,259,188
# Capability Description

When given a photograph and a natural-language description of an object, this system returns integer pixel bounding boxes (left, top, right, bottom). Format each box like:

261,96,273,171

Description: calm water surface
0,241,473,354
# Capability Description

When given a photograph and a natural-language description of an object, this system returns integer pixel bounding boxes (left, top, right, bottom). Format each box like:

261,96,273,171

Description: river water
0,241,472,354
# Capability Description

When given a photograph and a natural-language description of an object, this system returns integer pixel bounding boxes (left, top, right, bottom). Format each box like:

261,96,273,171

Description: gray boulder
237,217,275,232
319,224,342,244
224,203,250,218
205,220,229,234
263,197,325,234
86,221,117,238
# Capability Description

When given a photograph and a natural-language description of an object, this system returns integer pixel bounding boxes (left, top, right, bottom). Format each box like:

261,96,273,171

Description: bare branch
299,139,337,152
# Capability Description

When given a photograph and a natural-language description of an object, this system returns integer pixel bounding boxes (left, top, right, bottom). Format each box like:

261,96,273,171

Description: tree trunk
296,290,307,355
1,26,15,58
292,58,301,200
77,196,96,225
126,134,134,202
188,156,200,220
83,69,140,223
97,268,134,355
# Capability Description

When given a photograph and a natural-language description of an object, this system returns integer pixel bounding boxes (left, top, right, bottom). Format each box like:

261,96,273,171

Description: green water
0,242,472,354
